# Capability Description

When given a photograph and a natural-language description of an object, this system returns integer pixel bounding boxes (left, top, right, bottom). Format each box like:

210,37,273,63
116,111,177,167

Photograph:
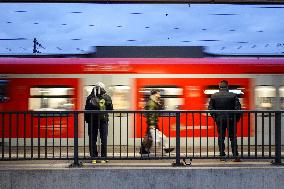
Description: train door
108,85,131,146
136,84,184,139
135,78,186,139
83,75,133,147
135,78,250,147
254,75,280,145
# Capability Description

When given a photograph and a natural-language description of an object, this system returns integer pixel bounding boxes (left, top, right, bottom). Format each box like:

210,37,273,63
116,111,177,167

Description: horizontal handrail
0,110,282,166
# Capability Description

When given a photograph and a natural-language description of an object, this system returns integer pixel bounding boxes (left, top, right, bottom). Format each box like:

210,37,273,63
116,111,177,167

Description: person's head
92,81,106,96
219,80,229,90
150,89,161,99
95,82,105,90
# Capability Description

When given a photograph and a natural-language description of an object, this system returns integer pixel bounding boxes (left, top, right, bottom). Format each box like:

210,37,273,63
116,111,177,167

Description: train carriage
0,56,284,147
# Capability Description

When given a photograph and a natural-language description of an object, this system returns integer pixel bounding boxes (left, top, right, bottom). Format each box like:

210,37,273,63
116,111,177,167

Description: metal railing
0,110,283,166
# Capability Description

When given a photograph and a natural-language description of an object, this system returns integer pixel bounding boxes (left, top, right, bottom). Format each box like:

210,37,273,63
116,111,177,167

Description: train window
109,85,130,110
255,86,276,110
204,85,246,108
279,86,284,110
139,86,184,111
0,80,9,102
29,86,75,111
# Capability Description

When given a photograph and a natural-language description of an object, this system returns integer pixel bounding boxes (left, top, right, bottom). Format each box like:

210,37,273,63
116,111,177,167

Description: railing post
273,111,282,165
173,112,182,166
70,111,81,167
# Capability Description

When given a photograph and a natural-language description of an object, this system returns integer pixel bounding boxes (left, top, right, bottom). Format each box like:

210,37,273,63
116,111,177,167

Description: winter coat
85,88,113,124
145,95,162,127
208,89,241,121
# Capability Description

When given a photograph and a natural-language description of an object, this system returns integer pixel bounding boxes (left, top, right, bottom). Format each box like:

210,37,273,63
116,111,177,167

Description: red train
0,57,284,145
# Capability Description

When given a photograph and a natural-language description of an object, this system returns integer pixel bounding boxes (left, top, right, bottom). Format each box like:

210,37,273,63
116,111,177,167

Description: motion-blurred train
0,46,284,146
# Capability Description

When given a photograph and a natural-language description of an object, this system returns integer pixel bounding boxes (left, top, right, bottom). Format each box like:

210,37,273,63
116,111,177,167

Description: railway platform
0,159,283,189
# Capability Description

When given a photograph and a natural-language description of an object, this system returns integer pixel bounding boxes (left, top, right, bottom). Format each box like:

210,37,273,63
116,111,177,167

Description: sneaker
92,160,97,164
164,147,175,153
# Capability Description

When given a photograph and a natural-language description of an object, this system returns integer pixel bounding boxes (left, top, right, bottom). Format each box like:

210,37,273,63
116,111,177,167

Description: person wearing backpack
140,89,175,154
208,80,242,162
85,82,113,162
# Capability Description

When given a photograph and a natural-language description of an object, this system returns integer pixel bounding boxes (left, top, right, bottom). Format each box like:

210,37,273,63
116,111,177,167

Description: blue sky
0,3,284,55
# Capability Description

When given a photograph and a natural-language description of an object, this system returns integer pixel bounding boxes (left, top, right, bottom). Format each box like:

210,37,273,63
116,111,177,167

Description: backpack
88,96,99,110
85,95,108,123
89,96,107,112
99,98,106,111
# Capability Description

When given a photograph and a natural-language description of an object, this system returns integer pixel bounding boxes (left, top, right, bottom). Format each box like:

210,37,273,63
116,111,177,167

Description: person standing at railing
208,80,241,161
85,82,113,163
140,89,175,154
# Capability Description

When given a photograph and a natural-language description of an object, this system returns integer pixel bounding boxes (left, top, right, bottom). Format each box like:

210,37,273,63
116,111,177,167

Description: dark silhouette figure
208,80,241,160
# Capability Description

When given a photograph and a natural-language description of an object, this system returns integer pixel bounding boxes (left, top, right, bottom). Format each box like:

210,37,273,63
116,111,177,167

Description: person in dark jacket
208,80,241,160
140,89,174,154
85,82,113,161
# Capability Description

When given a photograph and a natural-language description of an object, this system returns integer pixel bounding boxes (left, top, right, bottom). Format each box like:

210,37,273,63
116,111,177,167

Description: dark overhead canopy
94,46,205,58
1,0,284,3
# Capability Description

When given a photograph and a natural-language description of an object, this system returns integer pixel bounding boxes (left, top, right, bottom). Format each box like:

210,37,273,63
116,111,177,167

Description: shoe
139,148,150,154
92,160,109,164
219,153,227,161
164,147,175,153
220,158,226,162
233,157,241,162
220,152,226,157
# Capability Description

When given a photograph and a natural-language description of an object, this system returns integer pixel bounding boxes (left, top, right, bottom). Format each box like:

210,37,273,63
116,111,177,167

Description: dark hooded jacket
84,86,113,124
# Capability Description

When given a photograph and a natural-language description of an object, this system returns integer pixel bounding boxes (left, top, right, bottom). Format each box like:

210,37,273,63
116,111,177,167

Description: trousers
215,118,238,156
88,120,108,157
